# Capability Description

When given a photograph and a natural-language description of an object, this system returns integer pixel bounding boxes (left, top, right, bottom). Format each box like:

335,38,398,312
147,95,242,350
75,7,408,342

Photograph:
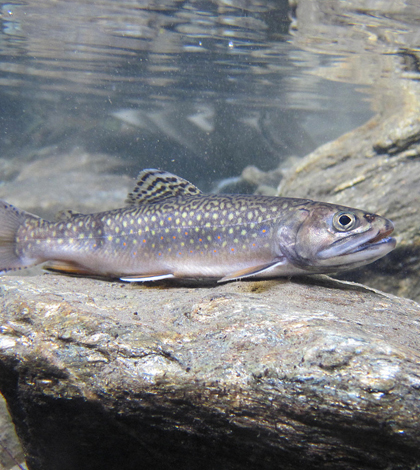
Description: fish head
283,202,396,273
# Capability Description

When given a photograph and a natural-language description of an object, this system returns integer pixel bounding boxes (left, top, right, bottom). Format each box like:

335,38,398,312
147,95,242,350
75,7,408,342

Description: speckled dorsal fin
125,169,202,205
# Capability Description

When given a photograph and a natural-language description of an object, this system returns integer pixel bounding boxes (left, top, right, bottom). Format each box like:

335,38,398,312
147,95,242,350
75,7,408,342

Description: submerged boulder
1,274,420,470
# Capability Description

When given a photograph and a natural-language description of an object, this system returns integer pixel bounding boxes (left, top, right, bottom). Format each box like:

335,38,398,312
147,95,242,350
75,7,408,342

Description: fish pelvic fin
125,169,202,205
120,272,175,282
0,200,39,273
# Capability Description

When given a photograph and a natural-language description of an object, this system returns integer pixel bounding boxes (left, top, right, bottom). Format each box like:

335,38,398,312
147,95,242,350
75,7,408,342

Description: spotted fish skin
0,169,396,282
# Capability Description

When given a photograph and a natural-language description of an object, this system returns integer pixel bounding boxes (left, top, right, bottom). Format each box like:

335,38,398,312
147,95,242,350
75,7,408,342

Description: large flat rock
1,274,420,469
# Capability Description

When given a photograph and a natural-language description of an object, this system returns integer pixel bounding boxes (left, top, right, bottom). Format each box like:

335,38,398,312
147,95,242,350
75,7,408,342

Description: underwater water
0,1,420,468
0,0,374,188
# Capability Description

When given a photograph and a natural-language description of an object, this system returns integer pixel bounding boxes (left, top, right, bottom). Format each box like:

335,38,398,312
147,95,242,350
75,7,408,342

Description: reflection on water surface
0,0,374,181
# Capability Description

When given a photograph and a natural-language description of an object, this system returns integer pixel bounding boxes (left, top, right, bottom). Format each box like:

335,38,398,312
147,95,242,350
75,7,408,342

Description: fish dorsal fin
125,169,202,205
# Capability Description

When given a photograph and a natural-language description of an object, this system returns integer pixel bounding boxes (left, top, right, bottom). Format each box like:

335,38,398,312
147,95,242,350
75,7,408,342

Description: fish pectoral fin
120,272,175,282
218,260,287,283
43,260,97,276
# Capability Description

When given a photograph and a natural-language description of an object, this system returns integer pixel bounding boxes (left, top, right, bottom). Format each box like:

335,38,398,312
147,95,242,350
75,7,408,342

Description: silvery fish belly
0,169,396,283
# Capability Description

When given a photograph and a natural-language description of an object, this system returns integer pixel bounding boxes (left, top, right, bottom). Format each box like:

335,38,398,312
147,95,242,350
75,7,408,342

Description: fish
0,169,396,283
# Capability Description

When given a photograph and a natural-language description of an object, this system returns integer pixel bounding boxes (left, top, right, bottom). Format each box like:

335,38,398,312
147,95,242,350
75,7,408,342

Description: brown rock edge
1,274,420,470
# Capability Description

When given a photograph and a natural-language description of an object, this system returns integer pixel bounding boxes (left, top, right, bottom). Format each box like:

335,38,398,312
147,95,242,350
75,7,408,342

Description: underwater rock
276,104,420,302
0,393,26,470
281,0,420,302
1,274,420,470
0,149,132,220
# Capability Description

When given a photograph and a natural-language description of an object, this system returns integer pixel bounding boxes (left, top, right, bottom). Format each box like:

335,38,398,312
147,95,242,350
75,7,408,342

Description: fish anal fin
43,260,96,276
125,169,202,206
218,260,287,283
120,272,175,282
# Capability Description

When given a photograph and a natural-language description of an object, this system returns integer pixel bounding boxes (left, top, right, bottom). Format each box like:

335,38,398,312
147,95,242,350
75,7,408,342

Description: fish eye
333,212,356,231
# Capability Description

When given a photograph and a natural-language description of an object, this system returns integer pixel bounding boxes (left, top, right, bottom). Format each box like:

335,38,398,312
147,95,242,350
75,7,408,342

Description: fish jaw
316,221,396,268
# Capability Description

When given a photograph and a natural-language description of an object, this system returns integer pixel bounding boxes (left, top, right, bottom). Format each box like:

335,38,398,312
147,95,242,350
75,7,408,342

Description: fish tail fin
0,200,39,273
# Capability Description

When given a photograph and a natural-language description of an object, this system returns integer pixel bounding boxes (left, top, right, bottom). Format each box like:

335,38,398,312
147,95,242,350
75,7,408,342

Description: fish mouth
317,222,396,266
347,226,395,255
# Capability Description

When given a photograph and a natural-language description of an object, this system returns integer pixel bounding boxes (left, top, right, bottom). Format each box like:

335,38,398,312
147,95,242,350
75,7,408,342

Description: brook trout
0,169,396,282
